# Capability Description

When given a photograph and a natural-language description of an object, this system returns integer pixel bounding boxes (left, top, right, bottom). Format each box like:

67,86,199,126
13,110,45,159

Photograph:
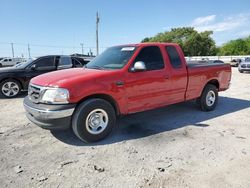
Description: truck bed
187,61,226,68
185,61,231,101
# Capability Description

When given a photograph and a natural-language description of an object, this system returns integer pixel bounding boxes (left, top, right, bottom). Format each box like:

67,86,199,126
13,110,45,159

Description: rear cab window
165,46,182,69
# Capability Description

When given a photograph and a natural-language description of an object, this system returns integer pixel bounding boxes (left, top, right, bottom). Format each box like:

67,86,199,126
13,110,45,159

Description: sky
0,0,250,57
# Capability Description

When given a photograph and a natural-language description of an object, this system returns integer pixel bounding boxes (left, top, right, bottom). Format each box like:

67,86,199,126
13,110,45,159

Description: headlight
41,88,69,104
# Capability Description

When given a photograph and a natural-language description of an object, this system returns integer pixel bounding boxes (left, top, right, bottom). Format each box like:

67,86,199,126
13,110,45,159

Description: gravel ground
0,68,250,188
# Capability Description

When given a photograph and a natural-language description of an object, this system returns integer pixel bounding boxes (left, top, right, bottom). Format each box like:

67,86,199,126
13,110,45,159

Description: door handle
115,81,124,86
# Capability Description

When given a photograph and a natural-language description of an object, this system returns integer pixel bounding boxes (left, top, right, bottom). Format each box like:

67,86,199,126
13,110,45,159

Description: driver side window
33,57,56,70
134,46,164,71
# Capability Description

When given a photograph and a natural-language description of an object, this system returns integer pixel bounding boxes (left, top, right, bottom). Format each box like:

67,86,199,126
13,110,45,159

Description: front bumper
239,64,250,71
23,96,76,130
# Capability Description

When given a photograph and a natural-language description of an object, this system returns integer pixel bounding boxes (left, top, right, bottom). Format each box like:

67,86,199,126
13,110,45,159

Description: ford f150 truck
23,43,231,142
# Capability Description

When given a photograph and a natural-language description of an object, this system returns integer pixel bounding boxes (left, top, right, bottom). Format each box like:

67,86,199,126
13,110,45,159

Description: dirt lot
0,68,250,188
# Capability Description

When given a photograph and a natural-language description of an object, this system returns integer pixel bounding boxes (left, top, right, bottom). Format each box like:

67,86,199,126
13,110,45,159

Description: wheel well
78,94,120,115
206,79,219,89
0,78,24,90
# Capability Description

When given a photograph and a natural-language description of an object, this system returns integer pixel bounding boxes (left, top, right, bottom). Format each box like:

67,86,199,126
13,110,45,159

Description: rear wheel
72,98,116,142
0,79,21,98
197,84,218,111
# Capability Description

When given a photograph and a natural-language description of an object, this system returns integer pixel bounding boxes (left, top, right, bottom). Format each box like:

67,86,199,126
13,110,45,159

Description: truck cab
23,43,231,142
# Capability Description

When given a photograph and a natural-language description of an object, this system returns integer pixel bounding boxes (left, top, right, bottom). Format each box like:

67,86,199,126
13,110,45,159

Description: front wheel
239,70,243,73
72,98,116,142
0,79,21,98
197,84,218,111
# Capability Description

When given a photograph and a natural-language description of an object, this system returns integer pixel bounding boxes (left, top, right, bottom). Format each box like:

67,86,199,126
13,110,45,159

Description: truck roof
114,42,179,48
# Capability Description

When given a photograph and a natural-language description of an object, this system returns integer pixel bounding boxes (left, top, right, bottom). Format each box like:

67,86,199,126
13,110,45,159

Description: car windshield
245,58,250,62
86,46,136,70
14,59,34,68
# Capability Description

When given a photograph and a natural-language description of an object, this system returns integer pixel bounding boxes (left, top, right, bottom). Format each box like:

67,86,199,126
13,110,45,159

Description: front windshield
14,59,34,68
86,46,136,70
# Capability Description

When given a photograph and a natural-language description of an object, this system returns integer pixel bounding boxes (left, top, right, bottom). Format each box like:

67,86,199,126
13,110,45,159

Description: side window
72,57,84,67
58,56,73,69
134,46,164,71
34,57,56,70
4,59,8,62
165,46,182,69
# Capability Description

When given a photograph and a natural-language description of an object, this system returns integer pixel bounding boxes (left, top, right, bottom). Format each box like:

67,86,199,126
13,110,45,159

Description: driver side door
24,56,56,87
125,46,171,113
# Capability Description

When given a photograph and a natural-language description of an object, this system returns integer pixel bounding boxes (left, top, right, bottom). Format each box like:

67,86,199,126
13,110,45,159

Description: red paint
31,43,231,115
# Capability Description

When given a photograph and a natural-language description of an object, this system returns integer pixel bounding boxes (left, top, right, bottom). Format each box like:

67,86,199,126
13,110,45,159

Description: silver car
238,58,250,73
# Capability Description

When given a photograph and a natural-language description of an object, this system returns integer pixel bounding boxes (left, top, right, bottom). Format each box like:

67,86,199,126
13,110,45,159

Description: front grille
28,84,43,103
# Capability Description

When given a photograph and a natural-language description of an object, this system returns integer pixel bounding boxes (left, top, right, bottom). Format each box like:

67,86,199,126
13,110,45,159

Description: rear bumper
23,97,76,130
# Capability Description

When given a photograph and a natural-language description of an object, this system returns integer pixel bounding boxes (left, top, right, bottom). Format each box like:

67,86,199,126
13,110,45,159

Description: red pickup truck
23,43,231,142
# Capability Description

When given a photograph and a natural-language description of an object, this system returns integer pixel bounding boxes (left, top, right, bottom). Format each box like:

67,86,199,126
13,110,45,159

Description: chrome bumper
23,103,74,120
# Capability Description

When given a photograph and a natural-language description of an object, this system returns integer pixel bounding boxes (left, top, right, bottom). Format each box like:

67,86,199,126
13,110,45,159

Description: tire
72,98,116,143
0,79,21,98
197,84,218,111
239,70,243,73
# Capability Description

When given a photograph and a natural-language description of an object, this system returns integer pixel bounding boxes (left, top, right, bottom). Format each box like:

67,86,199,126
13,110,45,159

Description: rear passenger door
165,45,188,103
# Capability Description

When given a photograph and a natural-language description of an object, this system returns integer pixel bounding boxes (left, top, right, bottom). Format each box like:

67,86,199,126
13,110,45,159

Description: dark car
230,59,242,67
0,55,88,98
207,60,224,64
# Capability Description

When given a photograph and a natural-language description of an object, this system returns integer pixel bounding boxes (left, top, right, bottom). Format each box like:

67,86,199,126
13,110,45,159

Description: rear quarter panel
186,64,231,100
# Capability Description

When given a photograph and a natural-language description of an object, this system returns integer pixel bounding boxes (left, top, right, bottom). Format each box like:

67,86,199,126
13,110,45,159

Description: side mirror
30,64,37,70
131,61,146,72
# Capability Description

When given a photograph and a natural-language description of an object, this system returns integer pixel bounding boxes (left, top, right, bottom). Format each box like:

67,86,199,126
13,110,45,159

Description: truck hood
30,68,112,87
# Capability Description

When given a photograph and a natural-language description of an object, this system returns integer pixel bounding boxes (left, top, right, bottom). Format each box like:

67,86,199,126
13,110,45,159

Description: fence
186,55,250,62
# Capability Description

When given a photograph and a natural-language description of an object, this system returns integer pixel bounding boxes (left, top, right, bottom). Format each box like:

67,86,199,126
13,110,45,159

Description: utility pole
96,12,100,56
11,43,14,57
80,43,84,55
28,44,31,58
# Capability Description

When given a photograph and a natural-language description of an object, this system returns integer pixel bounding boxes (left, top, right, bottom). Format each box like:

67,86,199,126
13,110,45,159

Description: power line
0,42,108,49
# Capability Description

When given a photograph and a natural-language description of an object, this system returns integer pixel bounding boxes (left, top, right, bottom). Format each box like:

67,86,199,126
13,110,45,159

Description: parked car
208,60,224,64
24,43,231,142
238,58,250,73
0,55,87,98
0,57,23,67
230,59,242,67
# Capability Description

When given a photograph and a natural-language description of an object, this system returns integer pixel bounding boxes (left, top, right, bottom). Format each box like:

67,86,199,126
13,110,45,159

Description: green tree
218,37,250,55
141,27,216,56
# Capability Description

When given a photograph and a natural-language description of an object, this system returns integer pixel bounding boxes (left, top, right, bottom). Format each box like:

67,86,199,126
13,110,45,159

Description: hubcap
85,109,109,135
206,90,216,106
2,82,19,97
